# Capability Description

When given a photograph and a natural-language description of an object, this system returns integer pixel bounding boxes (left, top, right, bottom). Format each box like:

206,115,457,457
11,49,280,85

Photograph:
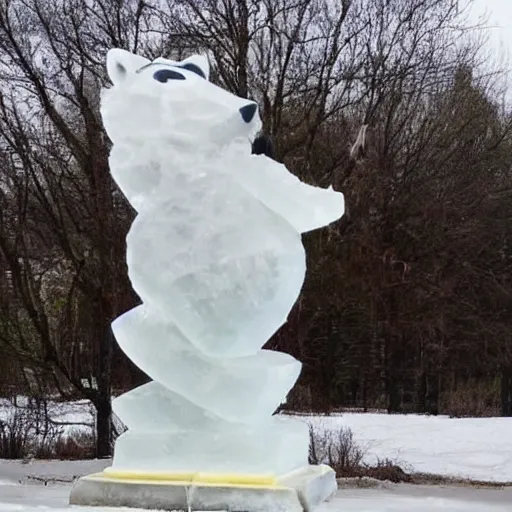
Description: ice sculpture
101,49,344,478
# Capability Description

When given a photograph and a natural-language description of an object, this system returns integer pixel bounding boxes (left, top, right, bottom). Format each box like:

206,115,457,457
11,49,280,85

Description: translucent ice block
101,48,345,483
112,381,223,432
125,170,306,359
112,416,309,476
112,305,302,423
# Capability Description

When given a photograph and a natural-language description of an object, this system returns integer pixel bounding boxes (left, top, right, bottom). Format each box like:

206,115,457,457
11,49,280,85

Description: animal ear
180,54,210,80
106,49,150,85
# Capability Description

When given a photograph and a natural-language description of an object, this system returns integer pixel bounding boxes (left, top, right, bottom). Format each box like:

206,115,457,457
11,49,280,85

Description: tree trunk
427,373,440,416
417,370,427,414
94,305,114,457
387,376,401,413
501,366,512,417
94,395,112,458
385,337,402,413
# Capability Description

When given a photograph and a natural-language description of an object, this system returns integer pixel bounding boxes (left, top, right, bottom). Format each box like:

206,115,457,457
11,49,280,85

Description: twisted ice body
102,49,344,476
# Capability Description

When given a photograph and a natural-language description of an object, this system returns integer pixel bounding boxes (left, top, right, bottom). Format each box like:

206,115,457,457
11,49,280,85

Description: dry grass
0,405,62,459
308,423,364,474
409,472,512,488
0,415,31,459
440,378,500,418
308,423,411,483
0,401,95,460
51,429,96,460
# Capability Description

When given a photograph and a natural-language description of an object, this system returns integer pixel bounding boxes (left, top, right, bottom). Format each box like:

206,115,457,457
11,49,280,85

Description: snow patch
301,413,512,482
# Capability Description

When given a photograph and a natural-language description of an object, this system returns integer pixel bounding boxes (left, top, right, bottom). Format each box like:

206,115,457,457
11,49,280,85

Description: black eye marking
239,103,257,123
153,69,186,82
179,63,206,79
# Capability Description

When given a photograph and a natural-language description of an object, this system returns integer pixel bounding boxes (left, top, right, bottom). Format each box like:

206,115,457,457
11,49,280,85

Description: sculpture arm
234,155,344,233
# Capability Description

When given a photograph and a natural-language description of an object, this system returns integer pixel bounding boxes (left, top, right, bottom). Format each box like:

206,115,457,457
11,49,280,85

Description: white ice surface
100,48,344,477
112,308,302,423
111,384,309,474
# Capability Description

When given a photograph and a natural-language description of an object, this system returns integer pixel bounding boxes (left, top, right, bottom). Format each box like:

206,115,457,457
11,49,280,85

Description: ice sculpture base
69,464,337,512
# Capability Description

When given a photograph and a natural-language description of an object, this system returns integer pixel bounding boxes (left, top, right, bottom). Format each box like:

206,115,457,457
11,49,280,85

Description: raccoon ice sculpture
101,49,344,477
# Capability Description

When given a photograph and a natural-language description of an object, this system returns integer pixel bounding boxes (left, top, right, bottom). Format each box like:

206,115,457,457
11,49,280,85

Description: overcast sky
471,0,512,63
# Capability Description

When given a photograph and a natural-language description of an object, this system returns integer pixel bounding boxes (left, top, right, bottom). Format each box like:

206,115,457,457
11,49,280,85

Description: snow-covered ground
321,485,512,511
303,413,512,483
0,459,110,484
1,400,512,510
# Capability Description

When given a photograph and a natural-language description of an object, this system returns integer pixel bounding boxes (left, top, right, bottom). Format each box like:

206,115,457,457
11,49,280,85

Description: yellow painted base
100,467,280,489
70,465,337,511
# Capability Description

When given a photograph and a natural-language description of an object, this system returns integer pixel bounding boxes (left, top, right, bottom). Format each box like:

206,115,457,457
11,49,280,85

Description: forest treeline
0,0,511,457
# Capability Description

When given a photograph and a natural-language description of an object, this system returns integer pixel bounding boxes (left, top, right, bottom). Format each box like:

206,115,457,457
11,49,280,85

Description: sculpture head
101,49,261,150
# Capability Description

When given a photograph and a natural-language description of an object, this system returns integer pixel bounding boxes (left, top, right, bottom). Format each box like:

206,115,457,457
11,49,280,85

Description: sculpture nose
239,103,257,123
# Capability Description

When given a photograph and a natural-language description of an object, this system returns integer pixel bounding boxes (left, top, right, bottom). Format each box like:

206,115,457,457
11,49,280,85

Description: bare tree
0,0,164,456
1,0,511,447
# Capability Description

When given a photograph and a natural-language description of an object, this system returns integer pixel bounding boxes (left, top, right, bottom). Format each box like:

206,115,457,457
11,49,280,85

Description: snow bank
302,413,512,482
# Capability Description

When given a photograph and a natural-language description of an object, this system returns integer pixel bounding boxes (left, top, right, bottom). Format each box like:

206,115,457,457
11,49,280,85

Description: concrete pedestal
69,464,337,512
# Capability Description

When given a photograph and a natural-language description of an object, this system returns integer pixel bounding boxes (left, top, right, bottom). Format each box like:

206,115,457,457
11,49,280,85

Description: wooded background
0,0,511,457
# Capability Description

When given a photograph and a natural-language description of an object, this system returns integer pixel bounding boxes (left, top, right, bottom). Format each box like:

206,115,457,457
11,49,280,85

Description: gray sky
471,0,512,61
